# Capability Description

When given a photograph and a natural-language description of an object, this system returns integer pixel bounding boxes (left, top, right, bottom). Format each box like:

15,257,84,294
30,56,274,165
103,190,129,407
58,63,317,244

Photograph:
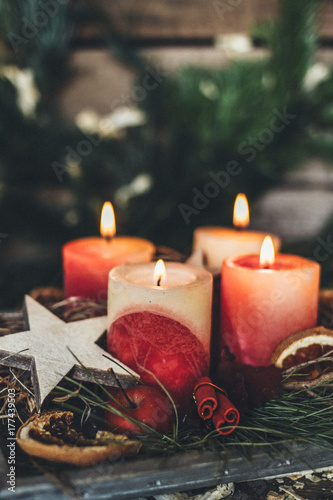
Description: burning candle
106,260,213,410
193,194,281,271
221,236,320,366
62,202,155,302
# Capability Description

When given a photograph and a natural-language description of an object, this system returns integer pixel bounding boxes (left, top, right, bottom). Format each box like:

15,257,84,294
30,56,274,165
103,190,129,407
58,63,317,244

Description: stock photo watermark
7,0,69,54
178,106,296,224
237,107,296,162
113,63,169,108
6,387,16,493
314,234,333,262
213,0,243,21
178,160,242,225
52,131,102,183
52,62,168,183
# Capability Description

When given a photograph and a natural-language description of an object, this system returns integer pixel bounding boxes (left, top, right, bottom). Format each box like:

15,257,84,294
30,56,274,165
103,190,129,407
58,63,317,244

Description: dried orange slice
17,410,141,466
270,326,333,370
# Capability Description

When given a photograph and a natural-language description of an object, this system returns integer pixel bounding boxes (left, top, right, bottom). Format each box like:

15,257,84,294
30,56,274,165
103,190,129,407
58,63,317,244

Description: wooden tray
1,292,333,499
1,441,333,499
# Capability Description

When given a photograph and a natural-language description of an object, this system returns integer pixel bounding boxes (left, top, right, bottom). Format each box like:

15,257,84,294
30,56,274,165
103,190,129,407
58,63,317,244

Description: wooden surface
0,442,332,499
96,0,277,40
58,42,333,121
57,45,269,120
74,0,333,42
320,0,333,38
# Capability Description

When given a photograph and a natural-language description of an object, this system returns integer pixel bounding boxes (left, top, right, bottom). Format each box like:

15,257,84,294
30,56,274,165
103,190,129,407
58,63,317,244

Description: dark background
1,0,333,309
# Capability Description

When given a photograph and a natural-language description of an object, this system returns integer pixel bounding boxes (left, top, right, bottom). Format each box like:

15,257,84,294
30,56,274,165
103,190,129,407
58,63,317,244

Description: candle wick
104,235,113,243
157,276,161,286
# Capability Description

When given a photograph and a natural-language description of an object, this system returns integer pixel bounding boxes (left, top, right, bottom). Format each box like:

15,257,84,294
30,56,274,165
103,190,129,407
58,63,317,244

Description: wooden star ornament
0,296,137,411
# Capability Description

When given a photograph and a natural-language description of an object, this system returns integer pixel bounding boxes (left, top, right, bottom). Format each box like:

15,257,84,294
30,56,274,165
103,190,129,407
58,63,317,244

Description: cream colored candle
193,194,281,271
106,261,213,409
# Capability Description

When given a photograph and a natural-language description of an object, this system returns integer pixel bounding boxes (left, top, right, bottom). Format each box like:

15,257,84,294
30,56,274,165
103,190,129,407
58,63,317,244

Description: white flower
108,106,146,129
65,159,81,179
63,209,80,226
303,62,330,92
75,110,100,133
215,34,252,56
0,65,40,117
115,173,153,208
75,106,146,139
199,80,219,100
261,72,275,90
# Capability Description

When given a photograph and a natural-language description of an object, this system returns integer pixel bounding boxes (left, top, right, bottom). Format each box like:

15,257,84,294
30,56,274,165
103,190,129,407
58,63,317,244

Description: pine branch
270,0,318,98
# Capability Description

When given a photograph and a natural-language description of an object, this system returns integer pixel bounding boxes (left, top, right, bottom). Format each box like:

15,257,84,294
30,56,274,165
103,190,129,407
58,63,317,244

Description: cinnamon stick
193,376,218,420
212,391,240,435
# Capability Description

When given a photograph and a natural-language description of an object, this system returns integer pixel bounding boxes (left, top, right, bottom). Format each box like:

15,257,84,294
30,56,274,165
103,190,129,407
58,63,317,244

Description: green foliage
1,0,333,304
0,0,72,96
58,373,333,458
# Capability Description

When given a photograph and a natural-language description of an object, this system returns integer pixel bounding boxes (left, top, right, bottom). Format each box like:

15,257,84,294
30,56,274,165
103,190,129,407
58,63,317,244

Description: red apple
105,385,175,436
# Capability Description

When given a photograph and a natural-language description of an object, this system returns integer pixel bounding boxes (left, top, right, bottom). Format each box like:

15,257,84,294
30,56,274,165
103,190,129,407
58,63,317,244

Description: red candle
221,237,320,366
63,202,155,301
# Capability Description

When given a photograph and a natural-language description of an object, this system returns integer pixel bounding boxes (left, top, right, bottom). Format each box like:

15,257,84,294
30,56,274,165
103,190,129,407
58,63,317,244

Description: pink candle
63,203,155,301
221,237,320,366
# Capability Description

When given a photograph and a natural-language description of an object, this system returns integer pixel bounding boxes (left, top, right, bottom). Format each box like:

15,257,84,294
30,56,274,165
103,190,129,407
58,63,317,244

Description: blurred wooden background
2,0,333,308
59,0,333,120
56,0,333,247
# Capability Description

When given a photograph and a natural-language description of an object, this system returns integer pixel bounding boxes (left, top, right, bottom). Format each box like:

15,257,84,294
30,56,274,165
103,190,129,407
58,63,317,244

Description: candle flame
100,202,116,238
154,259,166,286
233,193,249,228
260,236,275,268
